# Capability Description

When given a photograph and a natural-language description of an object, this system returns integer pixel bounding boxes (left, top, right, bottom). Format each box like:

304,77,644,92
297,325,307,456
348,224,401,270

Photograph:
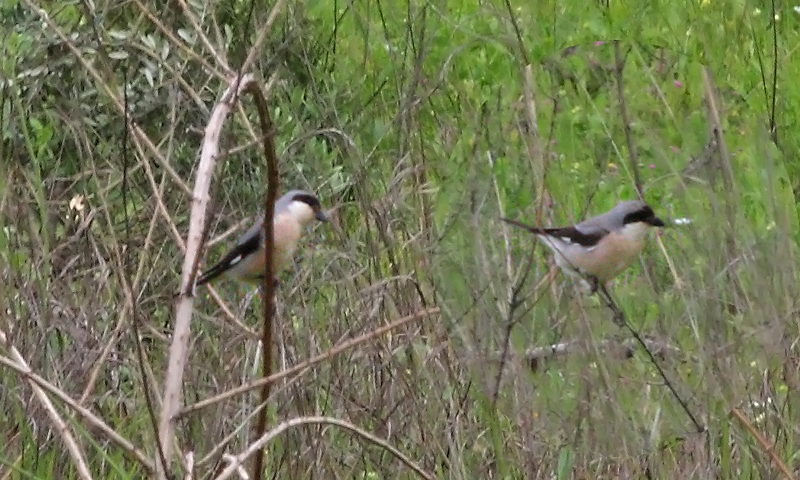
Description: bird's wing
541,226,606,247
196,222,263,286
235,218,265,246
501,217,606,247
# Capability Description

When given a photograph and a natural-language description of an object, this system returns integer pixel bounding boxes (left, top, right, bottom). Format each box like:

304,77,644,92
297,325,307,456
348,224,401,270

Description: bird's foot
579,275,626,326
254,277,280,292
586,275,600,295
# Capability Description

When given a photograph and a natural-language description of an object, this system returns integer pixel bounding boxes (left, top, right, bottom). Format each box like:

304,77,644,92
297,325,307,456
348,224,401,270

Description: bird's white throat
287,200,316,225
619,221,653,242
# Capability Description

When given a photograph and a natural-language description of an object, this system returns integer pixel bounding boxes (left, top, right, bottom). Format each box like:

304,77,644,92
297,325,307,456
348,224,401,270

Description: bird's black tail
500,217,546,234
195,264,226,286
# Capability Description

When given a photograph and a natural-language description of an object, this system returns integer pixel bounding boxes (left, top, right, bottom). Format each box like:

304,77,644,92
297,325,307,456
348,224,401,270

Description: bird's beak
650,216,666,227
315,209,330,223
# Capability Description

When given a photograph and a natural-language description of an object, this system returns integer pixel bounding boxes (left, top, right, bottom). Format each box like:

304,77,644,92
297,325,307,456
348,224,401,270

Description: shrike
501,200,665,292
195,190,329,287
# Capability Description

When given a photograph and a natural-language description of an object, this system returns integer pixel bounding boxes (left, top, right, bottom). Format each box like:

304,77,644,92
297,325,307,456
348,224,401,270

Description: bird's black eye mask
291,193,321,210
623,207,665,227
291,193,329,222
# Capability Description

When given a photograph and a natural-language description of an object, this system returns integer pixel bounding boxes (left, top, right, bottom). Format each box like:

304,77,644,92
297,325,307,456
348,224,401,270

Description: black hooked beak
315,209,330,223
649,215,665,227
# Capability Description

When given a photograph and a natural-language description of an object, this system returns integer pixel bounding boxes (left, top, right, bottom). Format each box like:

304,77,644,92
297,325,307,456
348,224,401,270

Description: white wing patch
229,255,242,266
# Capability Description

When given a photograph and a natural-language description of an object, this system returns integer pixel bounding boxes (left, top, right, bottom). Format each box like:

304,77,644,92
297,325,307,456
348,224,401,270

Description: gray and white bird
196,190,329,287
502,200,665,291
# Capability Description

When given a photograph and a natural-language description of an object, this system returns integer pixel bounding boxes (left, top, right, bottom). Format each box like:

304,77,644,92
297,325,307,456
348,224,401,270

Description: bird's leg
574,269,599,295
578,272,625,326
586,275,600,295
255,277,280,293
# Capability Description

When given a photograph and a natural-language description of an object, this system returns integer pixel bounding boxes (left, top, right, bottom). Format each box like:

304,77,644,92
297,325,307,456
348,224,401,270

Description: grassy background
2,0,800,478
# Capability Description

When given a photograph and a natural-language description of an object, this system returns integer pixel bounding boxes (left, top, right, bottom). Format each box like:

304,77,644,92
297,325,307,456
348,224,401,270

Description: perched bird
195,190,329,287
501,200,665,292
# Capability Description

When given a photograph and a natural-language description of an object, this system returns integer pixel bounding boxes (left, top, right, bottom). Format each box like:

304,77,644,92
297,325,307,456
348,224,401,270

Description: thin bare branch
177,308,440,417
216,416,435,480
0,331,96,479
160,73,259,478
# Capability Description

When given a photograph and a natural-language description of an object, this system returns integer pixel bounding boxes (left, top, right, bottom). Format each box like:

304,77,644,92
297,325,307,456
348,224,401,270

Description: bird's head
279,190,330,226
620,201,665,228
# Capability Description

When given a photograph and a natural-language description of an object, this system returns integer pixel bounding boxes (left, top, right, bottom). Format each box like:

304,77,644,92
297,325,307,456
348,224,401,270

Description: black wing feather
196,234,262,286
501,218,606,247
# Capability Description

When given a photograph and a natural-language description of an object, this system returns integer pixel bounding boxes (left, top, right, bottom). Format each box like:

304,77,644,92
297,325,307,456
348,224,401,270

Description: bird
501,200,665,293
195,190,329,287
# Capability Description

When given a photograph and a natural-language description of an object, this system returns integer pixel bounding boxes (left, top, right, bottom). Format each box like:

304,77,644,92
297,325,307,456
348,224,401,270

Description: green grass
1,0,799,478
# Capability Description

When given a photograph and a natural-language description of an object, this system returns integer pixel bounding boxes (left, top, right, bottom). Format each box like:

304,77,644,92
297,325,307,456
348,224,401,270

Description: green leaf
107,30,129,40
177,29,196,45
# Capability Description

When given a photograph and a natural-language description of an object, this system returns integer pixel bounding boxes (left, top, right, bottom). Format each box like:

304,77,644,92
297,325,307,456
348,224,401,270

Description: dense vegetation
2,0,799,478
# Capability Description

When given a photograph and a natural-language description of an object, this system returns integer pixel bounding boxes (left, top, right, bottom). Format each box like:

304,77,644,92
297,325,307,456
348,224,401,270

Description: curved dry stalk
206,286,258,337
139,153,186,252
196,352,327,469
240,0,288,75
611,42,643,199
215,416,435,480
0,352,155,472
160,72,260,478
79,169,172,405
594,285,705,434
177,308,440,417
730,408,795,480
239,75,281,480
172,0,231,73
654,232,683,290
197,342,340,468
502,0,545,198
0,331,94,479
132,0,229,80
